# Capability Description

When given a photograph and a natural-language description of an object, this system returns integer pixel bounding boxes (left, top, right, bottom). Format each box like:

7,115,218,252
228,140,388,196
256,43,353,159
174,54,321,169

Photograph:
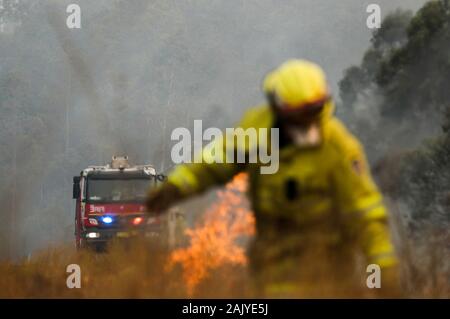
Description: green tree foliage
340,2,449,293
339,9,413,113
338,9,416,159
339,0,450,222
377,0,450,119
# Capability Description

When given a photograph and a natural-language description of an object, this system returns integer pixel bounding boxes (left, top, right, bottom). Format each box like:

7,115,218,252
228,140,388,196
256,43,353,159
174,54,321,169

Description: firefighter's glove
146,182,183,214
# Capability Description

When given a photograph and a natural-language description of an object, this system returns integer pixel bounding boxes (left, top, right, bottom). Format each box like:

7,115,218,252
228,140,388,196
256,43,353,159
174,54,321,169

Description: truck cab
72,156,166,250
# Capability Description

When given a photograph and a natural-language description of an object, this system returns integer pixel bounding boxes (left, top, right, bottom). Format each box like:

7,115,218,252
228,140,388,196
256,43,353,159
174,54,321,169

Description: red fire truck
72,156,166,250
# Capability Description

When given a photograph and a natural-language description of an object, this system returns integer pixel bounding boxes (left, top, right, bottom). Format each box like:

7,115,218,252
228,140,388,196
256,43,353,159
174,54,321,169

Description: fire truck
72,156,170,250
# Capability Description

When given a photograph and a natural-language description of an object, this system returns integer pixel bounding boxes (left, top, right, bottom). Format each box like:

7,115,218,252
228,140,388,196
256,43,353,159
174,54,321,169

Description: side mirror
156,174,167,182
73,176,81,199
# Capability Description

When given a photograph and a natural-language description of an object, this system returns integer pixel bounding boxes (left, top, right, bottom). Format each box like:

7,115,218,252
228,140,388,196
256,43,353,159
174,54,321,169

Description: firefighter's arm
145,136,243,212
147,106,270,212
167,105,268,197
332,140,398,269
167,146,243,197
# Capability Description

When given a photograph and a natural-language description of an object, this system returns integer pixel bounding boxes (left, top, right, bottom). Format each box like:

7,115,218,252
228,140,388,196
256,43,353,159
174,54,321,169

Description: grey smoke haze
0,0,428,259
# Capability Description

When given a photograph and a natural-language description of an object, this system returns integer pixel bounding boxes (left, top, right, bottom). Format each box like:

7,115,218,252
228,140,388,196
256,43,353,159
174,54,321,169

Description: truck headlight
102,216,113,224
132,217,144,225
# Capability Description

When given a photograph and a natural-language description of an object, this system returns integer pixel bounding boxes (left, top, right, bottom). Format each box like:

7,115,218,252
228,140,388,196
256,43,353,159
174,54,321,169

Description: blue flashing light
102,216,113,224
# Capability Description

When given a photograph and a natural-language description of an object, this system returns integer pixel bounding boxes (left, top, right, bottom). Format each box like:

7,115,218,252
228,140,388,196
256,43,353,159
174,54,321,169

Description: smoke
0,0,429,260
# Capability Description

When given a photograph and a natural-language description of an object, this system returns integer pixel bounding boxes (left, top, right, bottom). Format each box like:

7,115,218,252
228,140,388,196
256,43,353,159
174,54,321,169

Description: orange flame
166,173,255,294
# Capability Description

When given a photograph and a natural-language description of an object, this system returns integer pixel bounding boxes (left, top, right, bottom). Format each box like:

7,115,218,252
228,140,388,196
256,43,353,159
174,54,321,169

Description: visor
273,96,330,125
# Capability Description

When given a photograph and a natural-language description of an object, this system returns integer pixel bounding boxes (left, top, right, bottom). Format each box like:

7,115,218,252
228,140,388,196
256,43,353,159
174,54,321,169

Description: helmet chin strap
285,123,322,148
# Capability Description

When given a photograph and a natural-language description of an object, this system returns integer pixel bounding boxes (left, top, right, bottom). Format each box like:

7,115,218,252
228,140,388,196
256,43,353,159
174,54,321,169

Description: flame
166,173,255,294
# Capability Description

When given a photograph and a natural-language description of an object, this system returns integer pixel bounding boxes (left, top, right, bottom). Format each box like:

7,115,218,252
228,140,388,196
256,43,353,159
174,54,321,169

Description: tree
339,2,450,293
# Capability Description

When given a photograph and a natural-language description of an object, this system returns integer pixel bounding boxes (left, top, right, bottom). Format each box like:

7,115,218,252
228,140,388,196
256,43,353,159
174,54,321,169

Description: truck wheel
93,242,107,253
76,238,87,250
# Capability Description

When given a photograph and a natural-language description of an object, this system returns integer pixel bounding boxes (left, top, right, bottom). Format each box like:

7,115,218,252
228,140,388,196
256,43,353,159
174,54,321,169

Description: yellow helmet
263,70,278,94
269,59,330,111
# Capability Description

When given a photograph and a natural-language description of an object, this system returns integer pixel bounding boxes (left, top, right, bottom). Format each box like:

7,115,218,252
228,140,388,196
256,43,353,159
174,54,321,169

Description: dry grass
0,236,448,298
0,237,254,298
0,239,181,298
1,174,447,298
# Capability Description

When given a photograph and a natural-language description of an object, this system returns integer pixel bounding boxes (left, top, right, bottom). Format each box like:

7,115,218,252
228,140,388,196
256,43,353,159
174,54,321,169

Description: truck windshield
86,178,152,203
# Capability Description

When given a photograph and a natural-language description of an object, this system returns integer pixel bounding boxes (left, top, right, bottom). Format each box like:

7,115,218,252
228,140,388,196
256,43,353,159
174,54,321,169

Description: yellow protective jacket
167,102,397,268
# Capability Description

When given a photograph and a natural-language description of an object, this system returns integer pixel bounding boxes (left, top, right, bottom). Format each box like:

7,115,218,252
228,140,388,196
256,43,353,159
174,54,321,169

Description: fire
166,173,255,294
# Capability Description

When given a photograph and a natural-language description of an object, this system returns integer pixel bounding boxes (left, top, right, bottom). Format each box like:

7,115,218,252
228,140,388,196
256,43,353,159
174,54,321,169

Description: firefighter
146,59,399,297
